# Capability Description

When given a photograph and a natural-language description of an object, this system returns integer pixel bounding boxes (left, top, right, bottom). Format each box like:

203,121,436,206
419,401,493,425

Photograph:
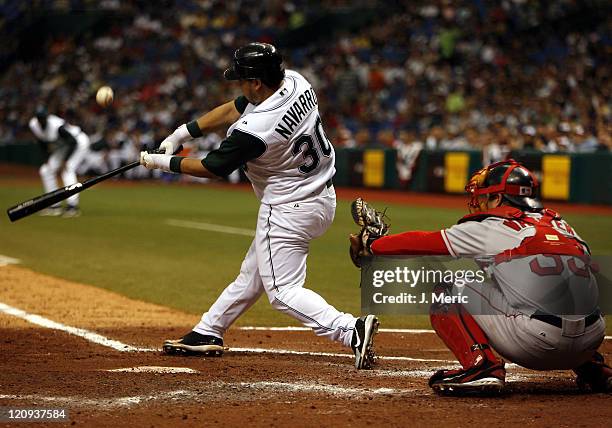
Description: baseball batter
352,160,610,394
140,42,378,369
29,106,90,217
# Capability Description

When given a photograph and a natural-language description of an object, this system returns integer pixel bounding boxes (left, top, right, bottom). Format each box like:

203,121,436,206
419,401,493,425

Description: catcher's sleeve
371,230,450,256
443,218,534,257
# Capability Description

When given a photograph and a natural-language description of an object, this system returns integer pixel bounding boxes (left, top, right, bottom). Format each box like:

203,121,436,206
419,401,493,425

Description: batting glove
140,152,172,171
159,124,190,155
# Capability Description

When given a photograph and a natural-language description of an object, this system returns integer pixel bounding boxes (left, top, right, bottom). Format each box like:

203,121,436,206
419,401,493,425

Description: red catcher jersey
443,207,597,316
442,207,588,258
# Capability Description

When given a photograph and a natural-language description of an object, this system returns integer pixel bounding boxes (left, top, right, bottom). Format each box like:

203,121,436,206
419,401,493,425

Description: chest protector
458,207,590,261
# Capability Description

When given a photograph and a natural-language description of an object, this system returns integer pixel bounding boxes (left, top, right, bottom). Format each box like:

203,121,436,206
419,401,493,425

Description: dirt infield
1,265,610,427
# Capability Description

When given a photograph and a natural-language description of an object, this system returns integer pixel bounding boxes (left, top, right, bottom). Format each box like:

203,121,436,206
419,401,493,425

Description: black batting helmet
35,105,49,127
466,159,543,212
224,42,284,87
35,105,48,121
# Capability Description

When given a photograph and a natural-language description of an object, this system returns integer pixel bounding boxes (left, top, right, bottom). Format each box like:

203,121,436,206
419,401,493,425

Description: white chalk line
107,366,198,374
0,302,155,352
0,254,20,267
0,381,421,409
240,381,420,396
237,326,612,341
165,219,255,237
238,326,436,334
0,390,197,409
229,346,454,363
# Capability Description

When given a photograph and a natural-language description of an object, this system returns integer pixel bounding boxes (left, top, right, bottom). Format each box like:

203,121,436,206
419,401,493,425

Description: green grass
0,180,610,330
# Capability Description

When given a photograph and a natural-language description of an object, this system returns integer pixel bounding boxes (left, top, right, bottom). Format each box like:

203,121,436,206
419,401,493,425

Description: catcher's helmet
465,159,543,212
224,42,284,87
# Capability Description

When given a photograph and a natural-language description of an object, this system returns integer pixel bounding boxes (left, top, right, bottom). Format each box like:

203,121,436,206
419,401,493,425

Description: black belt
531,309,601,329
326,178,333,188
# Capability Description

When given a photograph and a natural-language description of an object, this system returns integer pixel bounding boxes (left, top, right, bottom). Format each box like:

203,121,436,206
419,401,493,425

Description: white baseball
96,86,114,107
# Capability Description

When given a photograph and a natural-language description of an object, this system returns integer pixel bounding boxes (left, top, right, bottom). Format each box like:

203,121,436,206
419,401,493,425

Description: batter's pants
194,186,357,347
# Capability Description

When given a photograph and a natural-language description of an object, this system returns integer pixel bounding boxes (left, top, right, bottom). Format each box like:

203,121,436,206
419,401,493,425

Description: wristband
186,120,203,138
169,156,184,173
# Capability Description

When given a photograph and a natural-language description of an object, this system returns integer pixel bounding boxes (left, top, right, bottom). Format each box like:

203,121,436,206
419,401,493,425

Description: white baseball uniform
193,70,357,347
29,114,90,207
441,210,605,370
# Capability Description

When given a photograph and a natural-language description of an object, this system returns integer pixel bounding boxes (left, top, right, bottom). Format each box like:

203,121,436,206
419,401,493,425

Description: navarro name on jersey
274,87,318,139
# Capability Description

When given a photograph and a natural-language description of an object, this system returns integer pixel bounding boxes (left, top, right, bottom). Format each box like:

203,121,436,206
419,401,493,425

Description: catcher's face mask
465,167,490,213
465,159,539,213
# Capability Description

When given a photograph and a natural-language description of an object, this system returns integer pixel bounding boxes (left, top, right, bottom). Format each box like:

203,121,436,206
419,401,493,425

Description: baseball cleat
429,360,506,395
574,352,612,393
62,206,81,218
163,331,224,357
351,314,379,369
39,207,63,216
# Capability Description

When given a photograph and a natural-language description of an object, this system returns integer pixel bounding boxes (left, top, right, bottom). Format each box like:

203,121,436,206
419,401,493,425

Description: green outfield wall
335,148,612,205
2,142,611,204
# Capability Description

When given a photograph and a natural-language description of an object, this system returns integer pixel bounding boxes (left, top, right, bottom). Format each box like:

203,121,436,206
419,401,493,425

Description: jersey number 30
292,116,332,174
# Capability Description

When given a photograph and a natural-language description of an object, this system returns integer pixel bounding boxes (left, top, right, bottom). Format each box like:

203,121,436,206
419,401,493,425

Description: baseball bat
6,146,182,222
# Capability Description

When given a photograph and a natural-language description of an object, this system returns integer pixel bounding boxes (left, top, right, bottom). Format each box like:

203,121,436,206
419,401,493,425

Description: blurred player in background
28,106,91,217
105,128,142,179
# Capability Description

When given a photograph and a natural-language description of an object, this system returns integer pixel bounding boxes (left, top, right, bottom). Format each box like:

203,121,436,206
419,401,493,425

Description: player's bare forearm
195,100,241,133
175,157,218,178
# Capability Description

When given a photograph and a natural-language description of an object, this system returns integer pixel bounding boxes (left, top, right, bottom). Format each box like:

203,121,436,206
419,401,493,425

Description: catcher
350,159,610,395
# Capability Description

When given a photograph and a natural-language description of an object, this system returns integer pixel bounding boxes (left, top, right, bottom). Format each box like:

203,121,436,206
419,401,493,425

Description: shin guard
430,302,499,369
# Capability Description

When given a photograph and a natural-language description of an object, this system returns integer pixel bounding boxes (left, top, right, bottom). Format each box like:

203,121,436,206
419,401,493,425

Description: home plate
107,366,199,374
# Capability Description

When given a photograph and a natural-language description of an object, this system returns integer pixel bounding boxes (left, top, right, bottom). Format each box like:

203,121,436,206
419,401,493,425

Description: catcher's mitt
349,198,389,268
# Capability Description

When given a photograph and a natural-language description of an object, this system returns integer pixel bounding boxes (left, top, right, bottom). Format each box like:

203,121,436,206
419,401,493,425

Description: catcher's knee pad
430,302,499,368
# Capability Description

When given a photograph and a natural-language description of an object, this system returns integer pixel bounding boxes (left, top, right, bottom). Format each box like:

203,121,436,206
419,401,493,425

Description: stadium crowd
0,0,610,173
